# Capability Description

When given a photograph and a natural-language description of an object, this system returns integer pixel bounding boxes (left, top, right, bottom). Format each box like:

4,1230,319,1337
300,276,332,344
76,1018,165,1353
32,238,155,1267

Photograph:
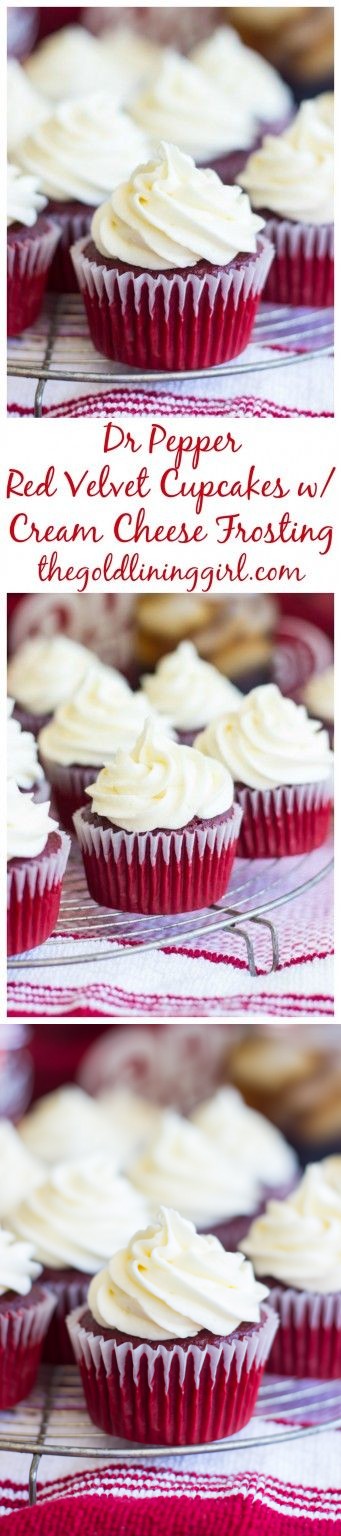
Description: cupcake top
191,1088,298,1189
7,698,44,790
130,50,255,161
0,1226,41,1297
241,1163,341,1294
7,59,49,154
24,25,116,102
85,721,234,834
0,1122,43,1220
301,665,334,724
88,1205,269,1340
98,1090,163,1167
195,683,333,789
11,1155,151,1273
191,26,292,126
128,1110,259,1226
16,94,151,207
239,101,333,225
38,666,155,768
7,635,96,715
141,643,242,730
100,26,162,106
7,162,46,229
91,141,264,272
19,1086,119,1166
7,780,57,863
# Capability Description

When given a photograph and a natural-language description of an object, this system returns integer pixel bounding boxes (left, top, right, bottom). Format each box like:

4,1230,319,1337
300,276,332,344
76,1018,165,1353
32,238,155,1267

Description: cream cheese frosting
16,95,151,206
7,162,46,229
86,721,234,833
38,667,153,768
100,26,162,105
0,1226,42,1296
7,698,44,789
11,1155,151,1272
7,780,57,863
128,1110,259,1225
142,643,242,729
98,1090,164,1167
0,1122,44,1220
195,684,333,789
7,636,96,715
7,60,49,154
19,1086,120,1166
301,666,334,724
286,93,333,161
24,25,117,101
239,106,333,225
130,50,255,161
241,1163,341,1293
91,141,264,271
191,27,292,126
191,1088,298,1189
88,1205,269,1340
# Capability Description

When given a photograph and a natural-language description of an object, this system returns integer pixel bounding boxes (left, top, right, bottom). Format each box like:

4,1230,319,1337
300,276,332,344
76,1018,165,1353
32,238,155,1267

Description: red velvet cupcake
67,1207,277,1445
128,1111,262,1252
38,666,153,832
71,141,273,370
141,642,242,747
239,96,334,306
129,51,259,189
7,634,95,740
7,164,60,335
7,780,70,957
73,720,242,915
0,1228,56,1409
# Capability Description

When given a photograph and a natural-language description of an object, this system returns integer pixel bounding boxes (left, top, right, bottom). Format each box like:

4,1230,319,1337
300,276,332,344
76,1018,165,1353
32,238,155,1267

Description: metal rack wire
7,297,334,415
8,840,333,977
2,1366,341,1505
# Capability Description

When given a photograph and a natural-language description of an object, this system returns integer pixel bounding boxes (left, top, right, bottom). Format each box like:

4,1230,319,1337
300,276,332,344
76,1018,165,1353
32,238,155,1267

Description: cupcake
11,1154,151,1363
19,1085,121,1166
71,140,273,371
7,58,49,154
0,1226,56,1409
7,634,96,736
191,26,293,140
67,1206,276,1444
7,162,60,336
7,697,49,802
38,665,155,832
73,721,242,915
195,683,333,857
241,1161,341,1377
24,25,117,101
301,664,334,748
7,780,70,957
16,95,151,290
130,50,257,182
128,1110,262,1249
191,1088,298,1206
98,1089,164,1168
239,95,334,305
141,642,242,745
0,1121,43,1220
98,25,162,106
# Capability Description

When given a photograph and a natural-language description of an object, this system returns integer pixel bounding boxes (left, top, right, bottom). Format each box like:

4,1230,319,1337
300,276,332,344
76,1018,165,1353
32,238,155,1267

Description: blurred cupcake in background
141,642,242,745
7,698,49,802
7,59,49,154
7,161,60,335
0,1121,43,1220
19,1085,120,1165
38,665,157,831
7,781,70,957
23,24,117,100
128,1109,263,1249
227,8,334,101
0,1227,55,1409
239,95,334,306
7,634,96,736
134,595,277,688
191,1087,298,1204
129,50,257,182
191,26,293,138
301,663,334,747
241,1160,341,1377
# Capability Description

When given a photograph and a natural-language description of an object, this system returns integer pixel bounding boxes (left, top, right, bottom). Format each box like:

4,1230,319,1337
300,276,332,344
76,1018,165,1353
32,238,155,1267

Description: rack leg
29,1452,42,1505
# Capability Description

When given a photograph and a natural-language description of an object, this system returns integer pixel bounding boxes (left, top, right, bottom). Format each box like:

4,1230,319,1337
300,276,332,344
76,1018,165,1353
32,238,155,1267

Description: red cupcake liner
67,1303,277,1445
73,802,242,915
235,778,332,858
262,218,334,306
7,217,61,335
7,829,70,956
42,1269,91,1364
39,755,101,832
47,202,95,292
71,234,273,370
0,1286,56,1409
265,1284,341,1378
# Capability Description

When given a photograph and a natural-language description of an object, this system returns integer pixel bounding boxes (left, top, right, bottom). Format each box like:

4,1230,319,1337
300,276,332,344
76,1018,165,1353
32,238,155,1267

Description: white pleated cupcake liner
264,218,334,263
238,776,333,822
0,1287,56,1350
7,220,61,280
7,829,71,907
268,1286,341,1332
71,234,274,322
73,804,243,870
67,1302,278,1391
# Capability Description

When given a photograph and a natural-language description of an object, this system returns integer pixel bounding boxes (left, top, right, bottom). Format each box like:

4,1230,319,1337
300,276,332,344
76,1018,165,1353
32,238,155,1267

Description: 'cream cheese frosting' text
239,99,333,224
7,162,46,228
130,50,255,161
38,667,154,768
241,1163,341,1293
128,1110,259,1225
88,1205,269,1339
142,643,242,729
0,1122,44,1220
19,1086,120,1165
195,684,333,789
7,636,96,715
191,27,292,126
16,94,151,206
11,1155,152,1272
191,1088,298,1189
7,698,44,789
0,1226,42,1296
91,140,265,270
7,780,57,863
86,721,234,832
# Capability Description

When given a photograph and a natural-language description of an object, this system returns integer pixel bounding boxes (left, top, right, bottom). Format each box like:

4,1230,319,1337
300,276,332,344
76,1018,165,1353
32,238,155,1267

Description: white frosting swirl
239,110,333,225
287,94,334,161
92,141,264,270
86,721,234,833
0,1122,43,1220
24,26,117,102
7,780,58,863
16,95,151,206
19,1086,120,1166
99,1090,163,1167
100,26,162,106
7,698,43,789
38,667,154,768
129,1111,259,1225
192,1089,298,1189
242,1164,341,1293
7,162,46,229
7,636,96,715
7,60,49,153
131,51,255,160
195,684,333,789
191,27,292,125
88,1206,268,1340
142,643,242,729
302,666,334,724
11,1156,151,1272
0,1226,41,1297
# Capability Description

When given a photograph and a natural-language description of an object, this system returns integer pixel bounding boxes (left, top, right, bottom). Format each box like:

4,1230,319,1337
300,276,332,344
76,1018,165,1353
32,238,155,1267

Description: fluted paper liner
7,218,61,334
263,217,334,306
43,1271,91,1364
7,829,70,955
236,776,333,858
266,1284,341,1378
39,753,101,832
47,204,95,292
73,802,243,914
0,1287,56,1409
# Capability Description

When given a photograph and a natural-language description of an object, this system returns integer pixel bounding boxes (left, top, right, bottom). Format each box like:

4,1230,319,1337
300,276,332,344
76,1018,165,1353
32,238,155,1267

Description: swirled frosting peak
7,635,96,715
242,1163,341,1293
91,141,264,270
142,643,242,729
131,50,255,160
88,1206,269,1340
7,780,57,863
129,1110,259,1225
11,1155,151,1272
7,162,46,229
16,95,151,206
86,721,234,833
192,1088,298,1188
0,1226,42,1297
286,93,334,160
24,26,117,102
195,683,333,789
7,698,43,789
38,666,152,769
19,1086,120,1166
302,665,334,724
191,27,292,126
0,1122,44,1220
239,109,333,225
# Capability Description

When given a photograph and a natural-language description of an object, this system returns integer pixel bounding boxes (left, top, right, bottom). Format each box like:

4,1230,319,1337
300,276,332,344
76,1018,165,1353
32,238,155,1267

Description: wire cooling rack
9,839,333,976
2,1366,341,1504
7,297,334,415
